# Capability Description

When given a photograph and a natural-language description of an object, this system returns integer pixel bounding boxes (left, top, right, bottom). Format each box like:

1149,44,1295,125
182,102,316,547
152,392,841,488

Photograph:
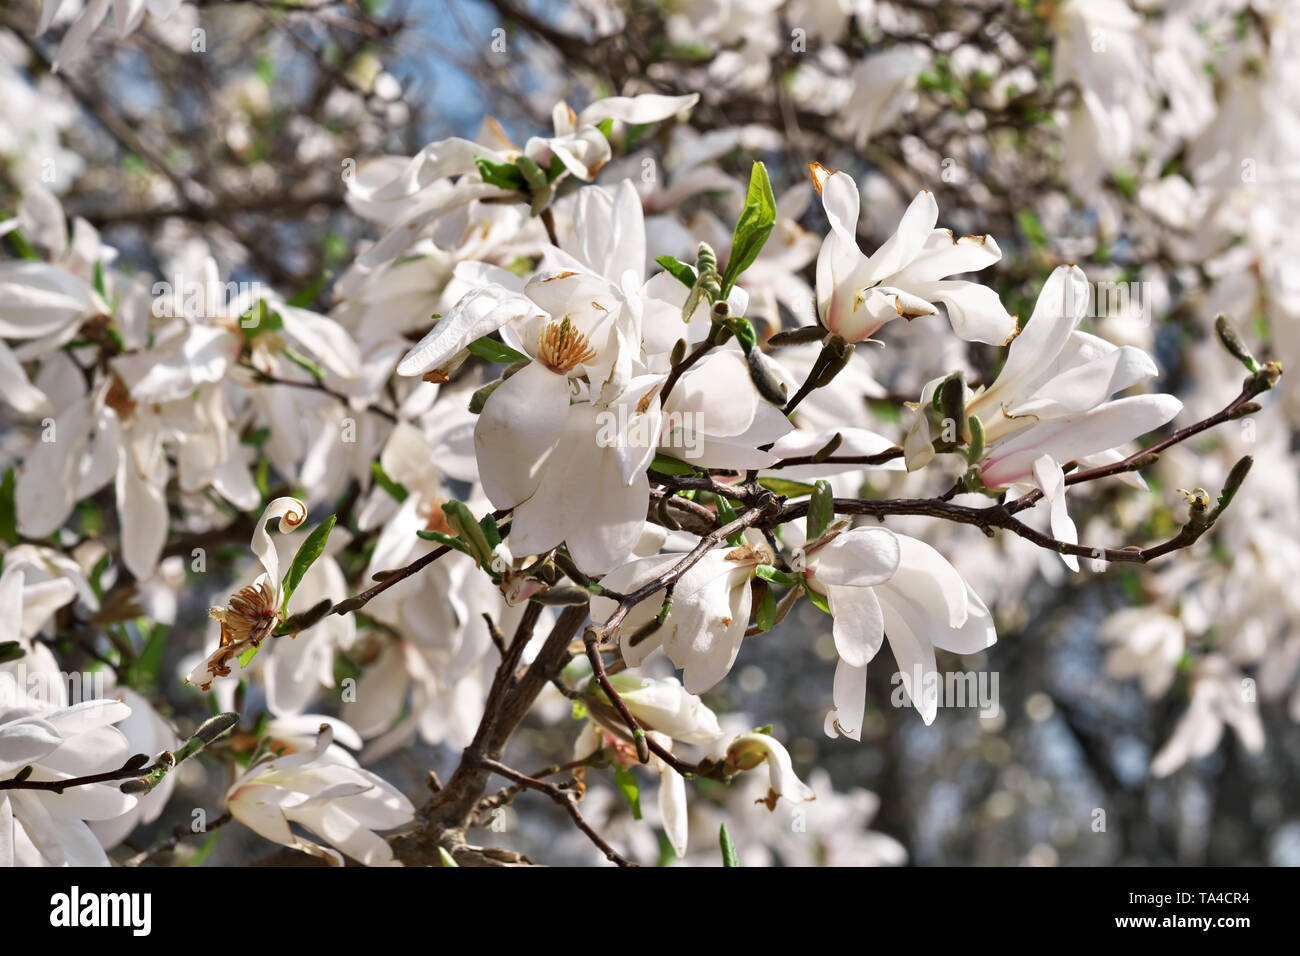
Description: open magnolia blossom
224,723,414,866
576,672,724,857
1150,655,1264,779
905,265,1182,570
595,532,775,693
722,732,817,811
526,94,701,182
812,164,1016,345
0,689,135,867
187,496,308,691
795,523,997,730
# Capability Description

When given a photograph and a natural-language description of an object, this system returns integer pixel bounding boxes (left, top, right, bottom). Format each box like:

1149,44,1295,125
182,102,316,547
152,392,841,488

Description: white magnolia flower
89,685,179,850
796,524,996,729
1099,607,1185,700
0,688,135,866
594,532,773,693
656,350,793,470
225,724,414,866
186,496,308,691
576,672,723,858
722,732,816,809
1150,656,1264,778
525,94,700,182
839,47,927,149
38,0,186,70
812,166,1016,345
904,265,1182,569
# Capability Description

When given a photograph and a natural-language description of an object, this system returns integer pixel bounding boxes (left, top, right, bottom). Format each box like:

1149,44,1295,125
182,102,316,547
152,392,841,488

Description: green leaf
281,514,336,614
714,494,745,547
474,156,526,192
186,827,222,867
757,476,816,498
614,766,643,820
370,461,409,503
808,480,834,540
287,271,332,308
754,564,798,589
806,587,831,615
237,643,262,667
649,453,695,476
719,823,740,867
441,500,494,567
281,346,325,381
479,512,502,549
0,467,17,547
720,161,776,295
92,259,107,299
466,335,529,364
125,621,168,690
415,529,473,556
654,255,697,289
438,846,460,867
3,225,38,260
756,583,776,632
241,300,283,338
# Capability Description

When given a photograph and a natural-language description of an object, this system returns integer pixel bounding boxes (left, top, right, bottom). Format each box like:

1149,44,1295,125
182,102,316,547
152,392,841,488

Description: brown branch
475,757,633,867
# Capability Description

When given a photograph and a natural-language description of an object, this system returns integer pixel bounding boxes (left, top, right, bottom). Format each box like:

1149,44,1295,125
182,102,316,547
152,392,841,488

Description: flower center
210,580,280,646
538,317,597,374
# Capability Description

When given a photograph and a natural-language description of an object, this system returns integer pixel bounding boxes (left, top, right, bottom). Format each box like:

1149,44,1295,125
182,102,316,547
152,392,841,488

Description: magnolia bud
747,347,789,405
1215,315,1258,373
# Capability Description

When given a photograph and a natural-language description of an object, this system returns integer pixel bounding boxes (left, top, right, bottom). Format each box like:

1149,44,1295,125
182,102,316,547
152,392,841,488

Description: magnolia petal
396,285,539,378
825,658,868,741
917,279,1018,346
863,189,939,280
251,496,309,588
1032,454,1080,573
810,527,901,588
877,591,940,726
473,361,571,509
657,763,689,859
825,582,886,669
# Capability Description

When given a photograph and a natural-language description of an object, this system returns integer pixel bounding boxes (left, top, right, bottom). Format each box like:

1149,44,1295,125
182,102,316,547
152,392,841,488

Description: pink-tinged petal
979,393,1182,488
